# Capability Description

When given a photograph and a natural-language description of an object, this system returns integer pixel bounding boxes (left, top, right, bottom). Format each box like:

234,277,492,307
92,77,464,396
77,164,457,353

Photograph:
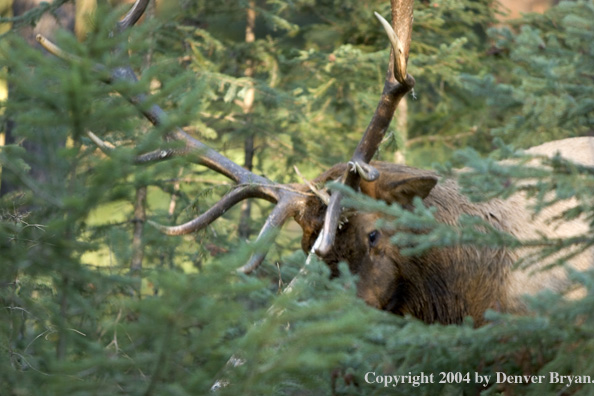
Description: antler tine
117,0,151,32
238,200,302,274
374,12,407,84
38,4,310,271
149,185,278,236
36,33,272,186
87,130,186,164
316,0,416,256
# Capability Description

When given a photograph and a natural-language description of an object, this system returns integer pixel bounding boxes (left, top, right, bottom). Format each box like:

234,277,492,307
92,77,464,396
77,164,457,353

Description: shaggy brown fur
295,137,594,325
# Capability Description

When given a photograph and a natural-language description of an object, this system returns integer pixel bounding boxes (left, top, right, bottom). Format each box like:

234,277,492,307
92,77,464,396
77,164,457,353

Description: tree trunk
394,97,408,164
238,1,256,240
1,0,75,197
131,186,147,273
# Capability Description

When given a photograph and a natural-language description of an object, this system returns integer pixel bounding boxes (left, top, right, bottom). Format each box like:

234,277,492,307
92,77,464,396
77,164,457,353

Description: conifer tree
0,1,593,395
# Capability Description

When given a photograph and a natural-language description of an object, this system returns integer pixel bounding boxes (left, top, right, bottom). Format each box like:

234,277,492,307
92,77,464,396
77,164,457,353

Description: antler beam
38,0,310,273
316,0,416,255
37,0,417,271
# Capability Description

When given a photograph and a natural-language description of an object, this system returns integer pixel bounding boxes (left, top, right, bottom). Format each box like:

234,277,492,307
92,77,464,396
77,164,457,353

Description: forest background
0,0,593,394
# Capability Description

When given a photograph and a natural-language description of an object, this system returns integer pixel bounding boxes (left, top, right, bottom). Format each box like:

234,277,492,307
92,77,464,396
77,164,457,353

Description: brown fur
295,137,594,325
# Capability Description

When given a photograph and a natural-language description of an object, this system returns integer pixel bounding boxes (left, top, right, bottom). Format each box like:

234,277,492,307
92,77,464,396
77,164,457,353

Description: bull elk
37,0,594,326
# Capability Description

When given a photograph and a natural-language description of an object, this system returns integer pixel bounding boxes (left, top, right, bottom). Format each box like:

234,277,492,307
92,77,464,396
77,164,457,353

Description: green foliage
1,0,594,395
462,0,594,147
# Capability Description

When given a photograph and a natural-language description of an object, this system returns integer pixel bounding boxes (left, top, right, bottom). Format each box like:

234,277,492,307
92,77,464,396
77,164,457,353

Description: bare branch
86,131,115,151
406,130,477,147
36,34,81,62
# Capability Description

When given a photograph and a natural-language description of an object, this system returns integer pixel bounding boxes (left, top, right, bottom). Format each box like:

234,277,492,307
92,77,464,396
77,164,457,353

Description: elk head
37,0,418,308
296,160,516,325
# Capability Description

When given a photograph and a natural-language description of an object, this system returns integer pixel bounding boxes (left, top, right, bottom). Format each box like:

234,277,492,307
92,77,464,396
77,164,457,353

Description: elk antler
37,0,310,273
316,0,416,255
37,0,417,271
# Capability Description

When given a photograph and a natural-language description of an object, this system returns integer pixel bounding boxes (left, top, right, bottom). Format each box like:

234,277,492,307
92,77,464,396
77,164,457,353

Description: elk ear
362,174,438,206
386,176,438,206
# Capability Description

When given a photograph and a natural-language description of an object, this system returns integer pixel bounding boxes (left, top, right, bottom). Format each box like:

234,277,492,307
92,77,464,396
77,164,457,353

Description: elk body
297,137,594,325
37,0,594,326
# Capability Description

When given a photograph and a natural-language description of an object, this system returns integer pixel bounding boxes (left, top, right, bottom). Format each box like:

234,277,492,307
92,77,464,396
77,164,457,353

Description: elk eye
368,230,379,248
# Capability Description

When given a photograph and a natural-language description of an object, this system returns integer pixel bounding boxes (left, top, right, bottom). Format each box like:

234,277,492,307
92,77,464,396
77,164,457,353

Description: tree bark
394,97,407,164
238,1,256,240
131,186,147,273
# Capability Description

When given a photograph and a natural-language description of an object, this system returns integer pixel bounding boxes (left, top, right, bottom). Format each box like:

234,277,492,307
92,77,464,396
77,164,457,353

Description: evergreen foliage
463,0,594,147
0,0,593,394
